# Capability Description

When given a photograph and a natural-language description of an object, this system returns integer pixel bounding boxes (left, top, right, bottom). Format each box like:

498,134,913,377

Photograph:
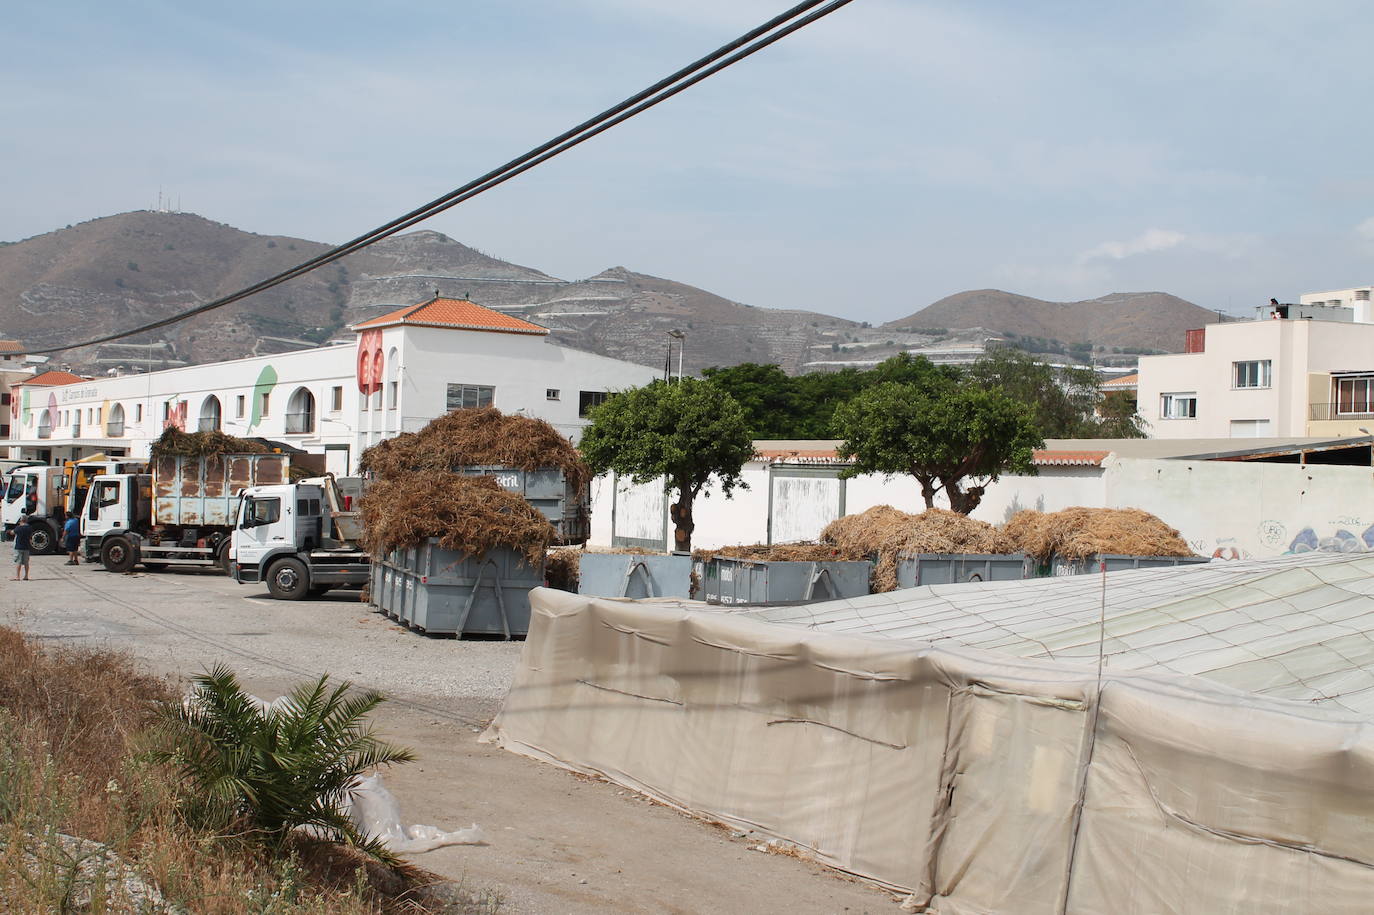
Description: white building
1299,285,1374,323
8,297,660,472
1136,314,1374,438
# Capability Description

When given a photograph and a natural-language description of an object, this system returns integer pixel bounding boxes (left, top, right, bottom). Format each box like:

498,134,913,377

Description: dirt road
1,556,899,914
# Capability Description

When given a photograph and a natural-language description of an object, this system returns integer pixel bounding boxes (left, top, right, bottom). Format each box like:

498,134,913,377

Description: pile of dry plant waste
359,408,589,562
151,427,270,457
698,505,1194,593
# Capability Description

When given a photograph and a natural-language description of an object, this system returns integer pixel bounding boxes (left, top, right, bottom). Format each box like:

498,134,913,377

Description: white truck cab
232,478,369,600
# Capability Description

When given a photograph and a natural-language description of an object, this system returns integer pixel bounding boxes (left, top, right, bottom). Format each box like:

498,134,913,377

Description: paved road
1,555,899,915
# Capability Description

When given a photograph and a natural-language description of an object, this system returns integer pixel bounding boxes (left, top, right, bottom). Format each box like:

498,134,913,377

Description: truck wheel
266,558,309,600
216,540,232,574
101,536,137,573
28,524,55,556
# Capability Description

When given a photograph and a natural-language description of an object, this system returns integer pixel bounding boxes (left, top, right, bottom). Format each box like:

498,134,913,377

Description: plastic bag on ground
343,773,486,853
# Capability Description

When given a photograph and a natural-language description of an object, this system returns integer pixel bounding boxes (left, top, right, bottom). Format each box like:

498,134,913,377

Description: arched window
286,387,315,434
37,409,52,439
107,403,126,437
387,347,400,410
198,396,221,433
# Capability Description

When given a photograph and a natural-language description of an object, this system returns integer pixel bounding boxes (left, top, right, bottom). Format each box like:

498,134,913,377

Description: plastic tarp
485,557,1374,912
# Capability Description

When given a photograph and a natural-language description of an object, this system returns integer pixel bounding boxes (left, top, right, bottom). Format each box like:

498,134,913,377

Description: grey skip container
578,553,694,599
1043,553,1211,577
703,557,871,606
895,553,1029,589
457,465,589,545
369,539,543,638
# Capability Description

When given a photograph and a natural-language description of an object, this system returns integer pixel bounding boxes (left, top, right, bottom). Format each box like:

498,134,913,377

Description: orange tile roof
0,340,24,354
352,297,548,335
20,370,87,386
1032,449,1110,467
1101,373,1139,388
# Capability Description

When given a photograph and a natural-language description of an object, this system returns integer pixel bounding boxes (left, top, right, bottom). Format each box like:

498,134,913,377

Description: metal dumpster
578,553,693,599
369,539,543,638
895,553,1028,588
457,465,589,545
703,557,871,606
1042,553,1211,577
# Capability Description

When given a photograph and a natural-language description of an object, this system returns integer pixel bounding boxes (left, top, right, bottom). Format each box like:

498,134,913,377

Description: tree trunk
916,472,937,509
669,493,696,553
945,481,986,515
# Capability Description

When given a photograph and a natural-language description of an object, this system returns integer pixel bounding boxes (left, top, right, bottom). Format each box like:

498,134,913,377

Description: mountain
884,289,1222,353
0,212,1215,374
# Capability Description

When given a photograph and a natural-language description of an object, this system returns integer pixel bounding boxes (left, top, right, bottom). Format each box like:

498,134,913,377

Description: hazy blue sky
4,0,1372,322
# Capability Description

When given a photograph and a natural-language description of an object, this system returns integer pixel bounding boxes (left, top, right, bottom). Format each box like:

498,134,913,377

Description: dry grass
545,548,581,592
1001,507,1194,561
692,543,856,562
359,407,589,489
150,428,270,458
360,472,556,564
820,506,1011,591
0,626,501,914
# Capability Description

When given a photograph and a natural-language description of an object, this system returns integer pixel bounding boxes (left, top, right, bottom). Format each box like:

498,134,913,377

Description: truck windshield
246,497,280,526
4,475,22,503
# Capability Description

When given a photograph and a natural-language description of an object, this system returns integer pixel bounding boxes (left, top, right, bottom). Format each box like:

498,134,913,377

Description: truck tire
216,540,232,574
101,536,137,573
266,558,309,600
28,523,55,556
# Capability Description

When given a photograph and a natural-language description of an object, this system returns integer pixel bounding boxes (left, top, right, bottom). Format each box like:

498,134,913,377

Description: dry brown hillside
885,289,1219,353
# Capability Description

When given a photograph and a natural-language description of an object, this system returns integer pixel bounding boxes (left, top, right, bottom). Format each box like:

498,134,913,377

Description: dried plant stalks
1002,507,1194,561
545,549,582,592
360,472,555,564
151,428,270,457
820,506,1011,592
359,407,589,488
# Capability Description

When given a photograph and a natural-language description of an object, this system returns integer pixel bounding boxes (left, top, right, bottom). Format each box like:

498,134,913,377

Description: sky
3,0,1373,323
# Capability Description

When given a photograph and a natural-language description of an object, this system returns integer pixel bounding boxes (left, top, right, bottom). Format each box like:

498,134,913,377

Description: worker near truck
11,512,32,581
62,513,81,565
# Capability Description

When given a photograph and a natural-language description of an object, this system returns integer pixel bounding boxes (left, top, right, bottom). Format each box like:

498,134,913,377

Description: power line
29,0,856,356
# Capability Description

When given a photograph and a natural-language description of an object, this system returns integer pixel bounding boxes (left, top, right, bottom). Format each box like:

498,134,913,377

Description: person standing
11,512,32,581
63,512,81,565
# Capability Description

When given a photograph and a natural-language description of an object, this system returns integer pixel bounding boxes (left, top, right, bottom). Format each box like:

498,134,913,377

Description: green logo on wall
248,365,278,432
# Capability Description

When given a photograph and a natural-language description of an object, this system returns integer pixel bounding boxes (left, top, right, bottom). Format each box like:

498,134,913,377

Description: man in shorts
11,512,32,581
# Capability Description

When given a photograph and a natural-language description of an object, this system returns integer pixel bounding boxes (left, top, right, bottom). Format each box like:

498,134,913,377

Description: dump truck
4,456,146,554
231,475,371,599
82,451,289,573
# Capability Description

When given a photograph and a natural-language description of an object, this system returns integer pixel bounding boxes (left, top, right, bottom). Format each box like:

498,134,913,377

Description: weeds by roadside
0,626,503,913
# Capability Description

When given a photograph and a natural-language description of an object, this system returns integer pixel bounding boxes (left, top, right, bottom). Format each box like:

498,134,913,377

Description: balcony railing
197,417,220,433
105,422,125,437
285,412,315,434
71,423,81,438
1310,402,1374,421
36,425,51,439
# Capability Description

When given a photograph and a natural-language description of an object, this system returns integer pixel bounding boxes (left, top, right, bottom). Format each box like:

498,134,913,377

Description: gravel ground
1,555,901,915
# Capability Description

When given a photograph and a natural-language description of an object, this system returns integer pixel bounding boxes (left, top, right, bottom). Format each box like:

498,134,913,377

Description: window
5,475,23,502
246,497,281,526
161,402,170,421
1233,360,1271,389
235,395,246,418
446,384,494,411
1161,393,1197,419
331,386,343,412
579,390,610,417
1337,377,1374,415
296,497,322,516
286,387,315,434
258,392,270,417
388,381,398,410
1,393,9,406
546,389,560,401
106,403,125,437
135,404,143,422
198,396,222,432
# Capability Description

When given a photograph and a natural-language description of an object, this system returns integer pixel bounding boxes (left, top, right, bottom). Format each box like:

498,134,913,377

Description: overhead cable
28,0,856,355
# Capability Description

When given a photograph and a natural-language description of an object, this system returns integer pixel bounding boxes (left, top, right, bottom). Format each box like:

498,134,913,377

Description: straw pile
545,548,581,592
821,506,1012,592
1002,507,1194,561
151,428,269,457
359,407,590,488
359,472,556,564
692,543,856,562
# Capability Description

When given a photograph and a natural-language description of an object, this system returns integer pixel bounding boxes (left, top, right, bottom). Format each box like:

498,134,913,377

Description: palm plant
148,664,415,863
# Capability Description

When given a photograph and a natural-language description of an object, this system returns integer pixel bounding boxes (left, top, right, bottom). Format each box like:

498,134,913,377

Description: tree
834,379,1042,514
579,378,754,551
1096,390,1147,438
967,348,1100,438
700,363,799,439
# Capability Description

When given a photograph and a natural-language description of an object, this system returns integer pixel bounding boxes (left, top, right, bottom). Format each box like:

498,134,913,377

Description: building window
286,387,315,434
161,402,169,421
198,396,222,433
259,392,270,417
1,393,9,406
579,390,610,417
236,395,246,418
388,381,398,410
546,389,560,401
1161,393,1197,419
135,404,143,422
1337,377,1374,415
446,384,494,411
331,386,343,412
1233,360,1271,389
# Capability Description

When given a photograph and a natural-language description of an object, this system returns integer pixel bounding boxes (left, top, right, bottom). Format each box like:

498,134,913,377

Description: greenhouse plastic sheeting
485,554,1374,912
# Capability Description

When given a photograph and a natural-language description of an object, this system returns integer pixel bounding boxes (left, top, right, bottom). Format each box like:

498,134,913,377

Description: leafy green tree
967,348,1101,438
791,368,870,438
834,379,1042,514
1095,390,1147,438
700,363,800,439
579,378,754,551
149,665,415,863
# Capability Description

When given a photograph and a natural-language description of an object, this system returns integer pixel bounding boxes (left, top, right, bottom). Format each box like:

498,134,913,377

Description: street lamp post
668,329,686,382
